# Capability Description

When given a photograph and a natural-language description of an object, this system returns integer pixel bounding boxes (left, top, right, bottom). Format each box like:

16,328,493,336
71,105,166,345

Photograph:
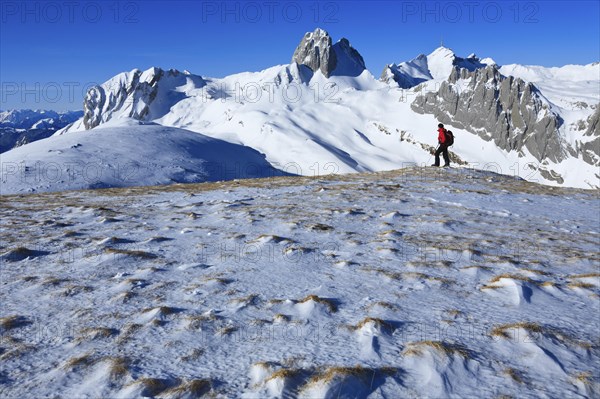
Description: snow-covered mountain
0,109,82,152
380,46,495,87
3,28,599,193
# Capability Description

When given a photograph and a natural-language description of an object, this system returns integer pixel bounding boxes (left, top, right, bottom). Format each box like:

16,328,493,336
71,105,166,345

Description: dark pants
434,144,450,166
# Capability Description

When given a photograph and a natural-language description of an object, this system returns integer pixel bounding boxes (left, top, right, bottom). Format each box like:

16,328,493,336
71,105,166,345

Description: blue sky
1,0,599,110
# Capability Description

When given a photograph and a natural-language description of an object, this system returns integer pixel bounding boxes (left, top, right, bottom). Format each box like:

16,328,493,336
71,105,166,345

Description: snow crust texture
1,168,598,398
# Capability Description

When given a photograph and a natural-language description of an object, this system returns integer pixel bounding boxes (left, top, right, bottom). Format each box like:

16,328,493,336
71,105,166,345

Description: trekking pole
426,145,439,166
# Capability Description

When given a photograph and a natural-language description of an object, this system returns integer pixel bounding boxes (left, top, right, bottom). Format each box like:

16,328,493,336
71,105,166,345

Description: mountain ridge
4,28,599,191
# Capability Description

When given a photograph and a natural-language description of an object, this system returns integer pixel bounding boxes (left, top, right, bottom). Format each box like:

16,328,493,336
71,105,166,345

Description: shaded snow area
0,121,285,195
1,168,599,398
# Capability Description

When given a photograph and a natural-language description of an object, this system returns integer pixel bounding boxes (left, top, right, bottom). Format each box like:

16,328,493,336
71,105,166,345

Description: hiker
432,123,450,167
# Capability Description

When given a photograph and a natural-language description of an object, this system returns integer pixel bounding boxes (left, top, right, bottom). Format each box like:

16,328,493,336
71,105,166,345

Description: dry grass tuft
217,326,238,336
202,277,233,285
159,378,212,397
63,353,96,369
298,295,338,313
105,356,131,380
572,371,593,385
491,323,593,349
567,281,596,289
0,315,30,331
80,327,119,340
117,323,143,344
504,367,525,384
41,277,70,286
180,348,204,362
273,314,290,323
351,317,393,332
368,301,397,311
490,322,543,339
488,274,536,284
306,365,398,385
266,368,304,382
402,340,470,358
105,248,157,259
569,273,600,279
447,309,463,317
132,377,170,396
142,306,179,316
308,223,334,232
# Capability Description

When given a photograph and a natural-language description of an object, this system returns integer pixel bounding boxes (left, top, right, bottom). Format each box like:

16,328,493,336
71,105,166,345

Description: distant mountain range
2,28,598,193
0,109,82,153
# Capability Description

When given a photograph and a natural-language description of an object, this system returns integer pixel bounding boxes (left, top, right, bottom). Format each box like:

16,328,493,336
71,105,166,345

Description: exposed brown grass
41,277,70,286
105,248,157,259
446,309,463,317
142,306,179,316
265,368,305,382
567,281,596,289
0,315,30,331
79,327,118,340
63,353,96,369
351,317,393,332
569,273,600,279
504,367,525,384
158,378,212,397
490,322,543,339
489,274,536,284
273,314,290,323
217,326,238,336
130,377,170,396
368,301,397,311
306,365,398,385
180,348,204,362
402,340,470,358
105,356,131,379
117,323,143,344
298,295,338,313
572,371,593,385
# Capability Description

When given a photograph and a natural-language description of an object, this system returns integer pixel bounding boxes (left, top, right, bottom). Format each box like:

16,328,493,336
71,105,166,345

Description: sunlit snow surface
1,168,598,398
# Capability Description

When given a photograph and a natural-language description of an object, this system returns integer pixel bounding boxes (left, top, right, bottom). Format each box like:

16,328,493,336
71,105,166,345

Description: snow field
1,167,599,397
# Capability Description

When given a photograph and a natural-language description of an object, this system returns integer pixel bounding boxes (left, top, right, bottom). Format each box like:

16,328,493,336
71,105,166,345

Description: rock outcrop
291,28,365,78
575,106,600,165
411,65,567,163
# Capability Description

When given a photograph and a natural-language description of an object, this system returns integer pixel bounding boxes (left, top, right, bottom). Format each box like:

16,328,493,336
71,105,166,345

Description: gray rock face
411,65,567,163
83,68,163,130
292,28,337,78
291,28,366,78
576,106,600,165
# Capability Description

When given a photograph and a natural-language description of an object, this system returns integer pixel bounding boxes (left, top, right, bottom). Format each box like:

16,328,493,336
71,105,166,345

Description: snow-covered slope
0,119,284,194
1,168,598,398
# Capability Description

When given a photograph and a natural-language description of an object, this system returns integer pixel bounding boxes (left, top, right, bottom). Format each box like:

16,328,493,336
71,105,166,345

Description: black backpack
445,130,454,146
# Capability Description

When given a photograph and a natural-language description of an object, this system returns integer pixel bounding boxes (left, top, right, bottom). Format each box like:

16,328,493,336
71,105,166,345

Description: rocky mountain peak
291,28,366,78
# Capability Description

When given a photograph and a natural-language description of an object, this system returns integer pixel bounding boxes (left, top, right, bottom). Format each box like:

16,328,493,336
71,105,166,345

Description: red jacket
438,128,446,144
